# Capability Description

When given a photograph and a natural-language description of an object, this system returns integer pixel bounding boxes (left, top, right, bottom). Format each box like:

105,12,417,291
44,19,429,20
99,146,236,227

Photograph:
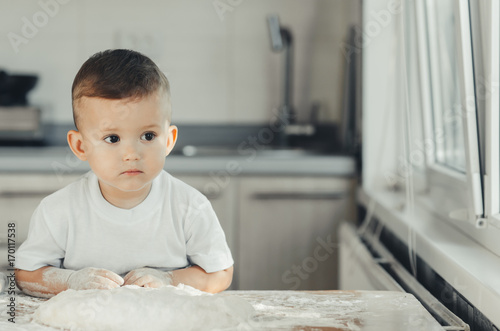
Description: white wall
0,0,359,125
361,0,402,191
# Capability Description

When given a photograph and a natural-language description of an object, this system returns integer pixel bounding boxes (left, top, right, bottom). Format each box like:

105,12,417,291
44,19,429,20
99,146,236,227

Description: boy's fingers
88,280,120,290
122,268,152,285
123,273,147,286
96,269,124,285
144,281,162,288
99,279,121,289
122,271,134,284
129,275,155,287
122,268,169,287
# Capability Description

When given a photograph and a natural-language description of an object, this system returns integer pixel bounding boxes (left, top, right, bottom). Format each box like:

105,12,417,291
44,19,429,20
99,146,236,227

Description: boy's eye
141,132,156,141
104,135,120,144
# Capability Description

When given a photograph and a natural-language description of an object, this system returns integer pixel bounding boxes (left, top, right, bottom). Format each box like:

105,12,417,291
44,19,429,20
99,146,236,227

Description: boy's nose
122,142,141,161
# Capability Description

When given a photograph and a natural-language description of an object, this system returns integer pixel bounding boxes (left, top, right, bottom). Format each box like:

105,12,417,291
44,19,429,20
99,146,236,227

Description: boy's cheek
155,144,169,159
81,130,103,153
84,144,114,166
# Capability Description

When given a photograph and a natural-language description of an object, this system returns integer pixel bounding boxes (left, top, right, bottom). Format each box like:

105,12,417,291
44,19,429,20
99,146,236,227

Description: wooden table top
0,289,444,330
222,290,444,330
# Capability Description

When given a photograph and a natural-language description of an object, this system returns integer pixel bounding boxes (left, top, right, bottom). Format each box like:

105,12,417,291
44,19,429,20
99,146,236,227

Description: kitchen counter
0,146,356,176
0,289,443,330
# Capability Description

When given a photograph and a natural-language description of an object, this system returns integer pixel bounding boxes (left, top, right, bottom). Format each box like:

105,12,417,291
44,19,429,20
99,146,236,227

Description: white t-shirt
16,170,234,276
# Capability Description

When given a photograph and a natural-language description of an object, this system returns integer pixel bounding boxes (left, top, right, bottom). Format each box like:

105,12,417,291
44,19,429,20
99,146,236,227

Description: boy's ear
165,125,178,156
67,130,88,161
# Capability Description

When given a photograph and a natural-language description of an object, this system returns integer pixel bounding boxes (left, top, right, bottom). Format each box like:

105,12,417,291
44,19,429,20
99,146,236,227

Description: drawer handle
251,192,347,200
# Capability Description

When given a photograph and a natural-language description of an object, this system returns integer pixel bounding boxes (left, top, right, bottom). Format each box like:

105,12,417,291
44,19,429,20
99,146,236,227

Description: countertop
0,123,356,176
0,289,443,330
0,146,356,176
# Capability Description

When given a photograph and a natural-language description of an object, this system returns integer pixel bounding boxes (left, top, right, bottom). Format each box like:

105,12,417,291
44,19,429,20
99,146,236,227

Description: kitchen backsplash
0,0,359,125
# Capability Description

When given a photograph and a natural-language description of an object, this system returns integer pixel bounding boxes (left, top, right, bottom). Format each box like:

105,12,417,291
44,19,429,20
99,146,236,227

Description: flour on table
33,284,254,331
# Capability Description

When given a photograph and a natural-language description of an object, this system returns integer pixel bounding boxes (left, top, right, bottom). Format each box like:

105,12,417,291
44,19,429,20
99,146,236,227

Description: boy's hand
67,267,124,290
123,268,173,288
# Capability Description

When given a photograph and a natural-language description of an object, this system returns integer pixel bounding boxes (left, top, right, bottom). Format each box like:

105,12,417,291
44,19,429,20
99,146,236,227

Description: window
404,0,500,255
363,0,500,256
411,0,485,229
425,0,467,173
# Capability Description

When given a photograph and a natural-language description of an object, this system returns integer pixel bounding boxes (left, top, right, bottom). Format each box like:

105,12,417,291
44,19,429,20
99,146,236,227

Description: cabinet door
237,176,354,290
0,174,84,246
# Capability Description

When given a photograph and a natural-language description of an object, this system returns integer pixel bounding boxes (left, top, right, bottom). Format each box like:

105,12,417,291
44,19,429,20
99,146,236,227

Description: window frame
480,0,500,228
413,0,485,228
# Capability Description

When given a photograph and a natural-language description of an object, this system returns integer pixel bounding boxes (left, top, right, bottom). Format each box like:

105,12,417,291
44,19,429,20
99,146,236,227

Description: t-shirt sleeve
184,200,234,273
15,202,66,271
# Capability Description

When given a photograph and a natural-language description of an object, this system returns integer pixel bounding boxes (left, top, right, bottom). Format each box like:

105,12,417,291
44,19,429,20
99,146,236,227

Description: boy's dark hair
71,49,170,129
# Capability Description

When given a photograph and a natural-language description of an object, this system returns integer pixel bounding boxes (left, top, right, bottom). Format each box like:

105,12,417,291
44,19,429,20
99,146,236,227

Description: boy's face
68,91,176,196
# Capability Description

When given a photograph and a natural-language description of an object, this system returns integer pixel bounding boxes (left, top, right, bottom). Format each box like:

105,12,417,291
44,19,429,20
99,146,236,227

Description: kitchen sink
171,145,328,158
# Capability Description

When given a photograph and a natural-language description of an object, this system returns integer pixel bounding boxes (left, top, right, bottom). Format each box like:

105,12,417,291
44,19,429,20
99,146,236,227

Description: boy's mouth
122,169,143,175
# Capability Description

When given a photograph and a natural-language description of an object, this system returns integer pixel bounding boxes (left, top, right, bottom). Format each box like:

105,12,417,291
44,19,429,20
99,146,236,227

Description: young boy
15,49,234,297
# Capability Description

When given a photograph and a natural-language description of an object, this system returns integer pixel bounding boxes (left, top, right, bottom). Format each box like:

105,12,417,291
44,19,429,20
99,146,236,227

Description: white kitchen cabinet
0,173,83,246
236,176,355,290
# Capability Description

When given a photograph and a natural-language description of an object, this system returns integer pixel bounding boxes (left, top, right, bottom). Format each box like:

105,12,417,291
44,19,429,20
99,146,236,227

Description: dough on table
33,284,254,331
